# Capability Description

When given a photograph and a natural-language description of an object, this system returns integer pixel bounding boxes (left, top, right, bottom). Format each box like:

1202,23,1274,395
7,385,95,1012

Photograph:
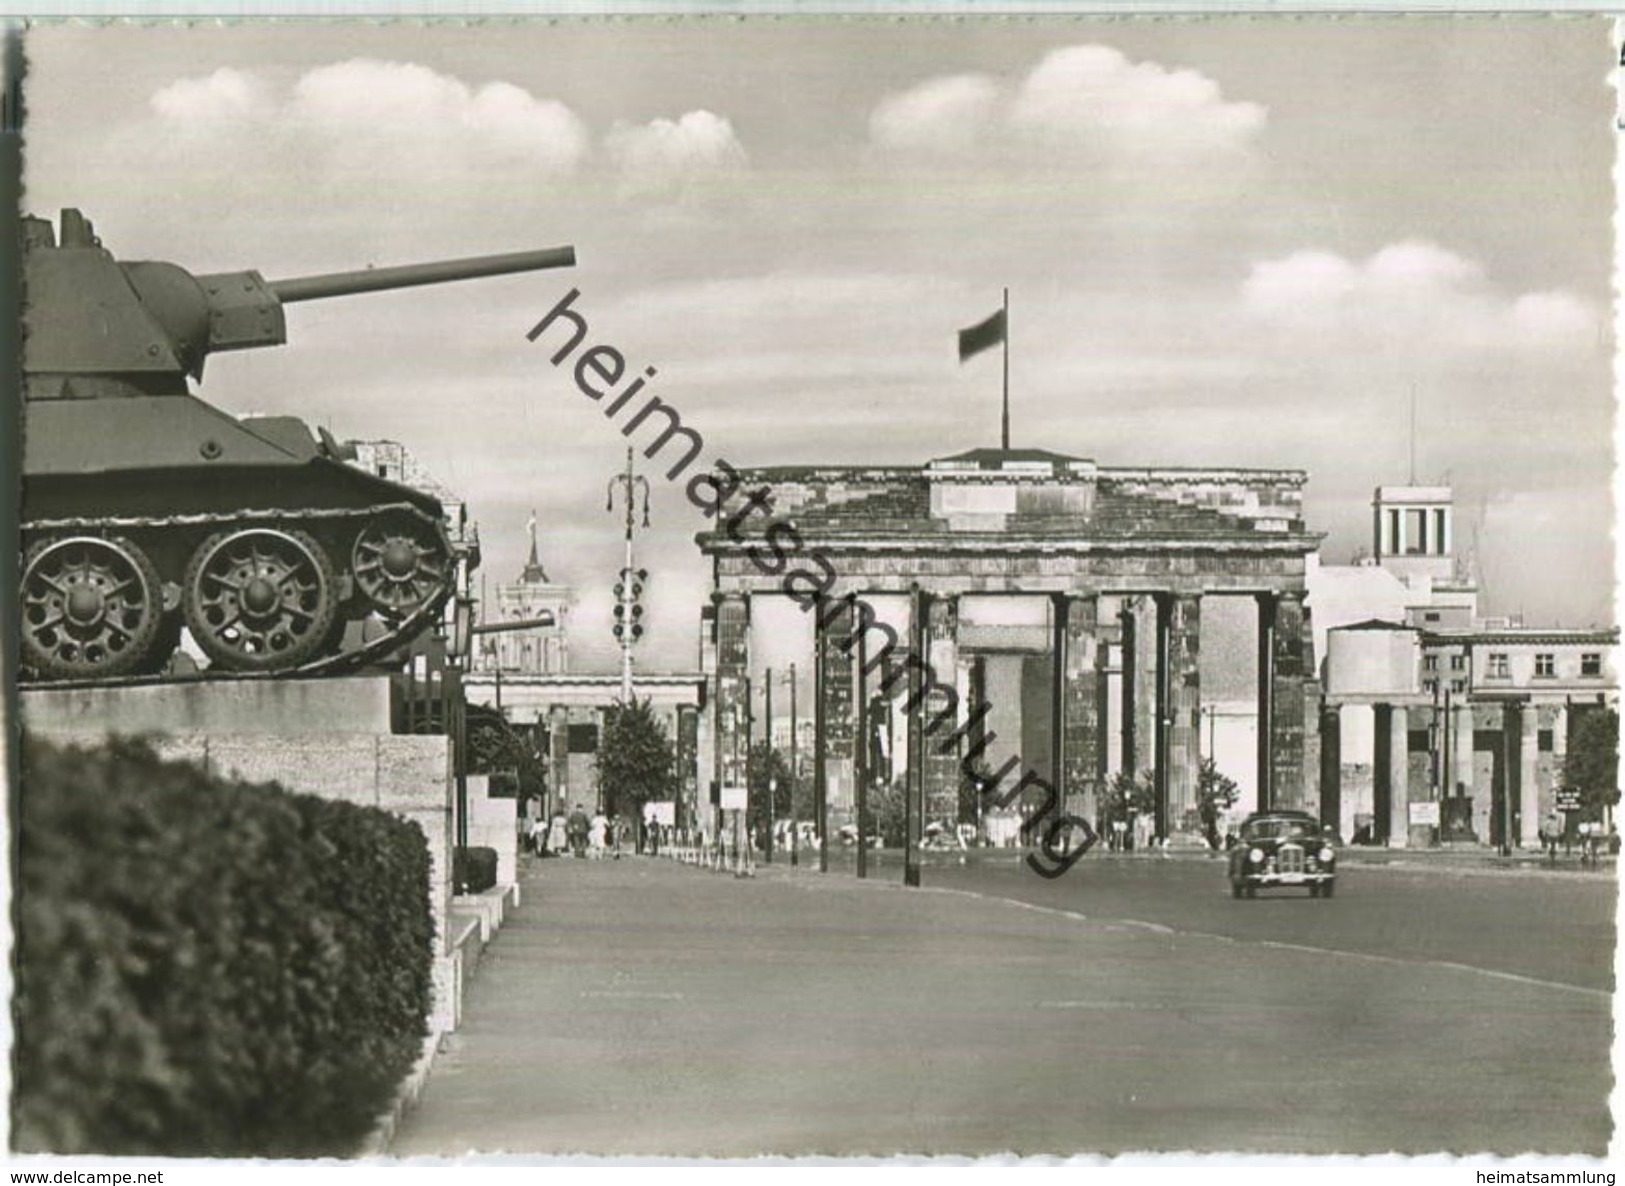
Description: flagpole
1001,287,1010,451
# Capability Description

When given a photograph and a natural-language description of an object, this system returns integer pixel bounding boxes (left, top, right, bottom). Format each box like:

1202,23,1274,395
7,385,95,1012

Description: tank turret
23,208,575,399
21,209,576,683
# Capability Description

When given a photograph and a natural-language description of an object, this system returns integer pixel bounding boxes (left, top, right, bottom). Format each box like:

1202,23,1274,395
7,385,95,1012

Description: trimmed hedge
453,846,498,895
13,734,434,1158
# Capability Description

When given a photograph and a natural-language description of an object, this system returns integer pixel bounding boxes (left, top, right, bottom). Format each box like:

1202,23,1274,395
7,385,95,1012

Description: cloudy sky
21,17,1616,674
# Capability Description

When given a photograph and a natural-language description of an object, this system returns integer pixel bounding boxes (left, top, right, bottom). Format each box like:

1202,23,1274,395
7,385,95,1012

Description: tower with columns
480,515,572,676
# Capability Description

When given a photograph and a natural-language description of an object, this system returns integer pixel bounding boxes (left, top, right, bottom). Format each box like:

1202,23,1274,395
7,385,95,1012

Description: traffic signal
612,567,650,642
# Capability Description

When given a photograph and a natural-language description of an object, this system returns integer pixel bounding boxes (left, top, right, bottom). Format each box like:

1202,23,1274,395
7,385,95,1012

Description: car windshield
1244,818,1315,842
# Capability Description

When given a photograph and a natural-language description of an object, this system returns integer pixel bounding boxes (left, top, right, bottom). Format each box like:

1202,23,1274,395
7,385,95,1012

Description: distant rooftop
929,447,1087,472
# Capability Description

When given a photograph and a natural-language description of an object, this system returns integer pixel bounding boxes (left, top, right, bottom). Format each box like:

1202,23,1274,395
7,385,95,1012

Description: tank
20,208,576,683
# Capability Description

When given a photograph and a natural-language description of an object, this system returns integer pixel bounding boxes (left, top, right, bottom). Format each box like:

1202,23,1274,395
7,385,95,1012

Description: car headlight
1248,847,1265,864
1319,847,1335,863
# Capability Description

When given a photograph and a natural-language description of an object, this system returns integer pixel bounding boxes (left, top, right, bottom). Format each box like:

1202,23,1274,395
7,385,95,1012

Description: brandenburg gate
697,448,1323,848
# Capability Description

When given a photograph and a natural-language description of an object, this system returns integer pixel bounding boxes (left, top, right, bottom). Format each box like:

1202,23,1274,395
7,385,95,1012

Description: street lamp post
606,447,651,706
765,666,775,865
741,673,753,876
786,664,798,868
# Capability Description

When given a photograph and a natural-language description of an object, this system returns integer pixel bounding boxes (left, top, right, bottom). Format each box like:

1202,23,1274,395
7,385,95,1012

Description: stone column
715,593,750,811
548,704,569,820
1167,593,1202,833
816,598,856,824
1096,600,1124,790
677,703,699,834
1256,594,1275,811
1134,597,1159,789
1453,698,1476,829
1519,701,1541,848
1055,593,1101,822
1261,591,1309,811
1318,704,1342,832
922,594,961,824
1118,599,1139,781
1386,703,1410,848
1153,594,1172,839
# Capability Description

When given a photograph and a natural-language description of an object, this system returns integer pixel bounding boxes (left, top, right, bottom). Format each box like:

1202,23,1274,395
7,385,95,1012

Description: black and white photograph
7,10,1620,1170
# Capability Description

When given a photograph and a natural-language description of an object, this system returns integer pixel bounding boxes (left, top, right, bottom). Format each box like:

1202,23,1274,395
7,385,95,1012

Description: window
1404,508,1429,554
1487,653,1510,679
1424,611,1441,623
1423,678,1438,694
1450,680,1466,694
1538,730,1554,752
1582,653,1603,677
1423,655,1439,671
1534,653,1555,678
1450,654,1466,671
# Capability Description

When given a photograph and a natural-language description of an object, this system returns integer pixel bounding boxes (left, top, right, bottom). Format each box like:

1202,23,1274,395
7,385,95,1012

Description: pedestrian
647,813,661,857
590,810,609,859
1541,810,1563,860
548,811,568,856
567,803,589,859
1199,798,1220,853
1133,810,1154,854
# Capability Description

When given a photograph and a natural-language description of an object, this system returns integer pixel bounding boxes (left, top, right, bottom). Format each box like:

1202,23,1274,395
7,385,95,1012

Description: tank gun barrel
267,246,577,303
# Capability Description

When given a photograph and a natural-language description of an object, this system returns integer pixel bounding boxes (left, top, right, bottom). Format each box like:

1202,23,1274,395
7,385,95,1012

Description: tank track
19,501,453,690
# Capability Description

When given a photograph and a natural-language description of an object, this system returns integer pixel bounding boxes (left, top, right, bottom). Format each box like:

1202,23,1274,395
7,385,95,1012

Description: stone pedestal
22,675,459,1031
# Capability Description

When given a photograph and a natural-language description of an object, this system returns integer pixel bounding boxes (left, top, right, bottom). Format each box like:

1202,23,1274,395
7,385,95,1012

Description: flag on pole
957,308,1007,363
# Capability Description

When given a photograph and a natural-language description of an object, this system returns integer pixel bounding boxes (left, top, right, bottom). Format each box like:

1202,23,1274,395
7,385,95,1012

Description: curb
358,1030,441,1159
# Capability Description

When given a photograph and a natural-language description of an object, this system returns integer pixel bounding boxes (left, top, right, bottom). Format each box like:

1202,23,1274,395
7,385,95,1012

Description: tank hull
21,398,454,682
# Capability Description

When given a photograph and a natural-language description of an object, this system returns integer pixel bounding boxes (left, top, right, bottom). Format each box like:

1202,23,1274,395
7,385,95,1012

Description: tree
1101,768,1155,827
1563,707,1619,822
788,761,815,824
863,777,908,848
745,742,792,843
596,698,678,820
1196,758,1240,850
465,707,546,802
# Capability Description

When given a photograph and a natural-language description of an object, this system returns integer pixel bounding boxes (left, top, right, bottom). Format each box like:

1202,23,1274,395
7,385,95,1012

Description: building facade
475,515,572,677
1316,484,1617,847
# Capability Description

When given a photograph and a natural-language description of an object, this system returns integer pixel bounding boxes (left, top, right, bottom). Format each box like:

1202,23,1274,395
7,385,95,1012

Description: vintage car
1228,810,1337,898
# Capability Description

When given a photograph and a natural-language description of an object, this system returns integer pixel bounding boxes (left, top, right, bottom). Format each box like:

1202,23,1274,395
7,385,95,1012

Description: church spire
520,510,549,583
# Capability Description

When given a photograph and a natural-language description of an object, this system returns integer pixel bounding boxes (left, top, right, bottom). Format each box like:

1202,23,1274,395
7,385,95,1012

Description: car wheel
1322,881,1335,898
1230,879,1243,899
1308,884,1321,898
1244,885,1257,899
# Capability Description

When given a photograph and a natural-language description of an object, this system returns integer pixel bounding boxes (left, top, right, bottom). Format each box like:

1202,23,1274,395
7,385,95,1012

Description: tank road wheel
21,535,164,679
184,528,338,672
352,513,449,620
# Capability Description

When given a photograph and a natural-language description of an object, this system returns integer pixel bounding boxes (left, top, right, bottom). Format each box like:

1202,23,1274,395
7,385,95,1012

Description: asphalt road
834,846,1617,993
388,851,1614,1160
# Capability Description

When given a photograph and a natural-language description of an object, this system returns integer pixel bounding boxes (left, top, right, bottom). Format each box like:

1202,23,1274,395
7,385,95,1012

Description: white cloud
869,74,998,154
150,67,271,124
287,59,590,173
602,110,748,201
869,44,1264,170
1241,240,1599,354
1009,45,1264,159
